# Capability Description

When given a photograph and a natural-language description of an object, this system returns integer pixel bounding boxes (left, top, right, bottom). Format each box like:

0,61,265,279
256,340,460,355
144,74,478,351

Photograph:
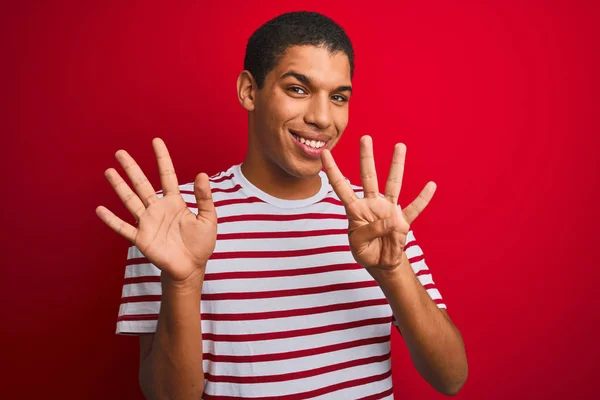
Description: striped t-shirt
117,164,446,399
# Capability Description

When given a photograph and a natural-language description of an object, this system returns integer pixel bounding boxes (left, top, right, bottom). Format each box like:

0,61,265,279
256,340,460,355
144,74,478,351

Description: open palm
321,136,436,271
96,138,217,282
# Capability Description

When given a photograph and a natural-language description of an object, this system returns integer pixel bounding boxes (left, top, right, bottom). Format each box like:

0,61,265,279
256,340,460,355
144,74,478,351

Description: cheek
334,108,349,133
259,96,297,147
256,101,281,135
274,92,303,122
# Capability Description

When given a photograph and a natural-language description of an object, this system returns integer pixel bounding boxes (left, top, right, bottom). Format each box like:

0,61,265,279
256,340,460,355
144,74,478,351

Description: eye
288,86,307,95
331,94,348,103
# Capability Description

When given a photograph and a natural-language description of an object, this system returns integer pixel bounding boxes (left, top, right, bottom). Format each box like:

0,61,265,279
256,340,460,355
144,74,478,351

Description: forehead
271,45,351,86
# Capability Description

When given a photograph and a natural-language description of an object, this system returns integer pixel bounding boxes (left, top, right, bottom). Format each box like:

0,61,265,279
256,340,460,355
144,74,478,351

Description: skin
97,141,215,399
237,45,352,200
238,47,468,393
96,44,468,398
321,139,469,395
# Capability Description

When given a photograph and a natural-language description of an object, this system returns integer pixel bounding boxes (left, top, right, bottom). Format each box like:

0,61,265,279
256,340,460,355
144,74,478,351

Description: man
97,11,468,399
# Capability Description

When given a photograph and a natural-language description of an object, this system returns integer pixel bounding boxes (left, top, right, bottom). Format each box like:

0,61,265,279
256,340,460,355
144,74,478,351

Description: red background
2,1,599,398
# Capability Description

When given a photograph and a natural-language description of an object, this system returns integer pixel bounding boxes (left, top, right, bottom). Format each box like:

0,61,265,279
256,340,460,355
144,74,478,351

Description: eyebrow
280,71,353,94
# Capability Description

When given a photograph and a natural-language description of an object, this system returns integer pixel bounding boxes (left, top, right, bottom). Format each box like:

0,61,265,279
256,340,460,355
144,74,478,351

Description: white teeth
292,133,326,149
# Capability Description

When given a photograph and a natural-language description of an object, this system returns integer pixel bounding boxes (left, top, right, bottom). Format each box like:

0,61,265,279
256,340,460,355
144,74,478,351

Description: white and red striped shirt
117,164,446,399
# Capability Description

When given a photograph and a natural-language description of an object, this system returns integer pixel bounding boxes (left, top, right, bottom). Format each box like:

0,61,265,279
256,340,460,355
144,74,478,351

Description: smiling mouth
289,131,329,149
289,130,331,159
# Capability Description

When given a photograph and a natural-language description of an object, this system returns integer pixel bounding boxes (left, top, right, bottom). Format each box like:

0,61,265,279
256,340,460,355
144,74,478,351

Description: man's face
251,45,352,178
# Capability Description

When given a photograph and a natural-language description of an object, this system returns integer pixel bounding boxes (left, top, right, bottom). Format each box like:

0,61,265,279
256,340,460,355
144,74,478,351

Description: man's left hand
320,135,436,271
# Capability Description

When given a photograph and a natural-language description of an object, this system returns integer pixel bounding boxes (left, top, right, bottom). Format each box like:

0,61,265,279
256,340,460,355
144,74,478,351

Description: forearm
370,254,468,396
140,269,206,400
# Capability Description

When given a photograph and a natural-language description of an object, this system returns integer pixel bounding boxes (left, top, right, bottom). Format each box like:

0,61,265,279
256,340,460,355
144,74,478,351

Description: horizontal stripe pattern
202,370,392,400
201,280,380,300
202,335,390,363
206,317,393,344
117,164,446,398
205,352,391,383
203,361,392,399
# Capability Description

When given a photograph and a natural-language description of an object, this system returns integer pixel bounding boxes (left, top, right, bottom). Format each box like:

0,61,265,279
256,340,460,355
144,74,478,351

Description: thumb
194,172,217,223
351,216,396,244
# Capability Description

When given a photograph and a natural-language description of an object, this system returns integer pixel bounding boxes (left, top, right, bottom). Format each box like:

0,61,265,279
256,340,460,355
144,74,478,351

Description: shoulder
155,166,237,206
207,167,237,190
160,166,237,194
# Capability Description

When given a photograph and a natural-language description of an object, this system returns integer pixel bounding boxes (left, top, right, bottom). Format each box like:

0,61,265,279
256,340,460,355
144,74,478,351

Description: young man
97,11,468,399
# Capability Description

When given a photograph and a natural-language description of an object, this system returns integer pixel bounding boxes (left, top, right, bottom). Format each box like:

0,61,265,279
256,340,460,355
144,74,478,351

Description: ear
237,70,257,111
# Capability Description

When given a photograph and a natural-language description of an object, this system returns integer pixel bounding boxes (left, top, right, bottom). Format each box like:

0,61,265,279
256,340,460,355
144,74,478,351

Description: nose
304,93,333,130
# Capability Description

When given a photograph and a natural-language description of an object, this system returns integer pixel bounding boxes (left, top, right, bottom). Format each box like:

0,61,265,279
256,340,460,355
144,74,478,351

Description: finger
384,143,406,205
320,148,358,207
104,168,145,221
403,181,437,225
360,135,379,199
95,206,137,243
115,149,158,207
351,215,397,244
152,138,180,196
194,172,217,224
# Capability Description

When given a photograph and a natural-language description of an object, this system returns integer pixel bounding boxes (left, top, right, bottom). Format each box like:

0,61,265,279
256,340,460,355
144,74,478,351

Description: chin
280,159,323,179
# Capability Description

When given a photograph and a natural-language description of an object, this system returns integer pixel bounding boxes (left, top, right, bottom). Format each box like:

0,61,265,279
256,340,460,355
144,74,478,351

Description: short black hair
244,11,355,89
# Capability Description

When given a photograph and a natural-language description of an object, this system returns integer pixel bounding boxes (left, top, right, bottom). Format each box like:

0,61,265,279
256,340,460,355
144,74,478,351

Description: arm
320,136,468,396
139,271,205,400
370,253,468,396
96,138,217,400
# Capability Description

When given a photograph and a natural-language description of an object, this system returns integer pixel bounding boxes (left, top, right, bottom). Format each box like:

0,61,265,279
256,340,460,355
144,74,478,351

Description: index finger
320,149,358,207
152,138,180,195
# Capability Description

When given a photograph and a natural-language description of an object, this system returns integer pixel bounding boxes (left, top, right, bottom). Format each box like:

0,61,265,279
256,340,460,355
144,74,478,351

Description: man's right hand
96,137,217,283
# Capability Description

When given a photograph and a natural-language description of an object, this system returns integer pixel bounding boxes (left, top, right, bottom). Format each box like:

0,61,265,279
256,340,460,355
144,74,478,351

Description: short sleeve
392,229,447,327
116,245,162,335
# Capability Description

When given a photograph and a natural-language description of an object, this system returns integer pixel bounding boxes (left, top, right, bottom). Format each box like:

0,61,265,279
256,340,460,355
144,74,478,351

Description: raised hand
321,135,436,271
96,138,217,283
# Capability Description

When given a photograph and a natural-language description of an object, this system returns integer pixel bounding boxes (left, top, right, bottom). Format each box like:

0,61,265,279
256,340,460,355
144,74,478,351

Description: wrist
368,252,413,285
161,267,206,295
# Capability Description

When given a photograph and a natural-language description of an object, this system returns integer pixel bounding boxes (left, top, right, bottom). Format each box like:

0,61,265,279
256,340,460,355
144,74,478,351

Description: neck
241,152,322,200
